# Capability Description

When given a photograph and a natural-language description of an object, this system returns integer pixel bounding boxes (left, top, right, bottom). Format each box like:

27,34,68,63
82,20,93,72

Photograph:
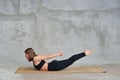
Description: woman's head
24,48,36,62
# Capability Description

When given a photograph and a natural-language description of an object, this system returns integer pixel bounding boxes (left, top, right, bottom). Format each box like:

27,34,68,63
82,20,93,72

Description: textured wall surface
0,0,120,80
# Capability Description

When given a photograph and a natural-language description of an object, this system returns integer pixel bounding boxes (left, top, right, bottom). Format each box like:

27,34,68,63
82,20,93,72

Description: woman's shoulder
33,55,43,61
33,55,39,61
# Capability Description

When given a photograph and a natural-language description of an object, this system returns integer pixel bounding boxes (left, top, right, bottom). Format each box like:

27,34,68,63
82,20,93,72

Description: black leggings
48,52,86,71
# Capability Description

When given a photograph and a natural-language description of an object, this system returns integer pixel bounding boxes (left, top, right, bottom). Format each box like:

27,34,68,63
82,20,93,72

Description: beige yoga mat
15,66,106,74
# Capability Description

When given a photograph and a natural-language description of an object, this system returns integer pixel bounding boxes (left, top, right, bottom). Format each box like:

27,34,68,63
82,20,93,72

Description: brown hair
24,48,37,61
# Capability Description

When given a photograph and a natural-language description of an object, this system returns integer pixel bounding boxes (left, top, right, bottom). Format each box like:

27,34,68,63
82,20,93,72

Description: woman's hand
58,50,64,56
84,50,94,56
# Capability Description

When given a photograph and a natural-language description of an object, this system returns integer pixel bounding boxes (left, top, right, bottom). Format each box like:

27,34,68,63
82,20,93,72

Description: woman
25,48,94,71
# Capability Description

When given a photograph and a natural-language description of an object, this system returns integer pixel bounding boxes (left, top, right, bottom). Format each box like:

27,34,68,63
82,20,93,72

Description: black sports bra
33,60,45,70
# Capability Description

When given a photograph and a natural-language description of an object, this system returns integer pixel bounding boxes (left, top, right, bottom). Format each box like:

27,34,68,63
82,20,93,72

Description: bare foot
84,50,94,56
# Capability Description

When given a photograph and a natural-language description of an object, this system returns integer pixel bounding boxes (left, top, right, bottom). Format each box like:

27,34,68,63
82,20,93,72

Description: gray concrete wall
0,0,120,70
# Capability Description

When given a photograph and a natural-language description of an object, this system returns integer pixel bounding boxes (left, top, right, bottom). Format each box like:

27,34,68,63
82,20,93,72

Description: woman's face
25,53,29,61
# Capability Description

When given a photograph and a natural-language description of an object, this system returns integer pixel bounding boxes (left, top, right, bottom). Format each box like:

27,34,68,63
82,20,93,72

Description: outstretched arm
45,51,63,59
35,51,64,60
